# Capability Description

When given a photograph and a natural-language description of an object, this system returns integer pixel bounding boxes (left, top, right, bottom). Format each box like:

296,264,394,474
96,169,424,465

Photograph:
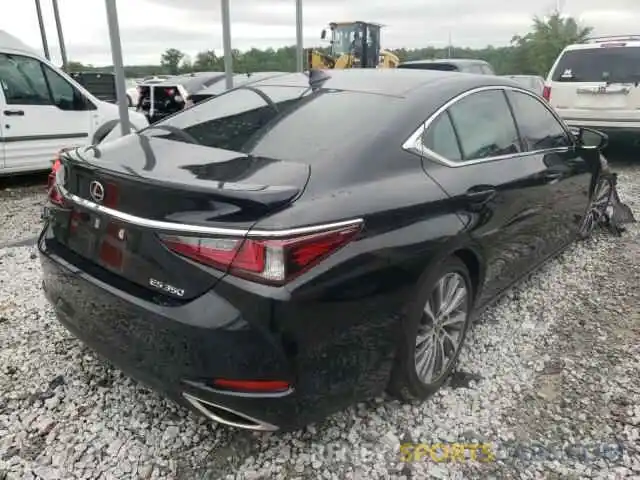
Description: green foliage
160,48,185,75
68,12,592,79
510,12,593,75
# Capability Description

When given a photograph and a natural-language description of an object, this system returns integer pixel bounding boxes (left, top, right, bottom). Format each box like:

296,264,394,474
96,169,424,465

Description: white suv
544,35,640,136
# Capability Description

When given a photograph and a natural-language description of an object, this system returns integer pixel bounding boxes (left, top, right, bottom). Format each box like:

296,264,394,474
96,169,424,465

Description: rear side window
551,46,640,83
448,90,521,160
506,90,572,151
422,112,462,162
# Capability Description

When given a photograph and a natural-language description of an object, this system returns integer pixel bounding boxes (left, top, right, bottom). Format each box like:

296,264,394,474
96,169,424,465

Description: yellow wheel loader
306,21,399,70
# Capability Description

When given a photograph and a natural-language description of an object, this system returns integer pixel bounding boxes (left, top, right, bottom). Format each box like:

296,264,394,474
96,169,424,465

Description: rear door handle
3,110,24,116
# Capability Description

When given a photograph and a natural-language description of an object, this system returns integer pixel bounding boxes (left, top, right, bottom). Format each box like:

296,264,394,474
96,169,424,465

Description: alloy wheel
414,272,469,384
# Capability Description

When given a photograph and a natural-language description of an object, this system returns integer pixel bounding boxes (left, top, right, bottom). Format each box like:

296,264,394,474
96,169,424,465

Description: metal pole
295,0,303,72
105,0,131,136
35,0,50,60
51,0,68,70
221,0,233,89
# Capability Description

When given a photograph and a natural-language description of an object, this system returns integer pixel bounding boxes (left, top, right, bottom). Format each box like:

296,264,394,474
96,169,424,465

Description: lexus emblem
89,181,105,203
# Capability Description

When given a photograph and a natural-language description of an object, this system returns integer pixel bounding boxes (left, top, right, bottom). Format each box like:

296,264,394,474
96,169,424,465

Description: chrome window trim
402,84,576,168
56,183,364,238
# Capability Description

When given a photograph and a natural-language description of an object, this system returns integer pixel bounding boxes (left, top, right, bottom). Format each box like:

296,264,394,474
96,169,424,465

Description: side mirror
321,29,327,40
572,126,609,150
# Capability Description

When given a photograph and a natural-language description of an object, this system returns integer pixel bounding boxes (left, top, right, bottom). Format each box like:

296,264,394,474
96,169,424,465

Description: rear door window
448,89,521,161
506,90,572,151
552,46,640,83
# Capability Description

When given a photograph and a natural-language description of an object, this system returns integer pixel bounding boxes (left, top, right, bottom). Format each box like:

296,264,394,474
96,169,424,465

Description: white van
544,35,640,136
0,30,149,175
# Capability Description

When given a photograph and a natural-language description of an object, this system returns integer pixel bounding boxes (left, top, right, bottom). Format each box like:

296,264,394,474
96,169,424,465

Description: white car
126,76,172,108
504,75,545,96
544,35,640,136
0,30,149,175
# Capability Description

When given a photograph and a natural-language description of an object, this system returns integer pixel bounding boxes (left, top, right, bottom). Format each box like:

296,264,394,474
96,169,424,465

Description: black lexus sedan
40,68,608,432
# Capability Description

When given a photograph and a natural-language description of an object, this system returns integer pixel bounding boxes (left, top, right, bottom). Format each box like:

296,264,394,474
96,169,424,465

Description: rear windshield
398,63,459,71
143,85,399,161
551,46,640,83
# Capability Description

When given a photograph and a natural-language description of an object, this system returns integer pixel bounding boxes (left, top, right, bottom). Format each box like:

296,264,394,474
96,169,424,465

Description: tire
388,256,473,401
578,175,614,240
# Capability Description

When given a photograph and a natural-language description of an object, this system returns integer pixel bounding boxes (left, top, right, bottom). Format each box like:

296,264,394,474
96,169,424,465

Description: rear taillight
47,155,66,206
542,85,551,101
212,379,291,393
159,223,362,285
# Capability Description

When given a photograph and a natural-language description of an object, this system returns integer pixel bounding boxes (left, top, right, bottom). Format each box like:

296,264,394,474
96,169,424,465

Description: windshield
142,83,402,163
552,46,640,83
332,25,361,56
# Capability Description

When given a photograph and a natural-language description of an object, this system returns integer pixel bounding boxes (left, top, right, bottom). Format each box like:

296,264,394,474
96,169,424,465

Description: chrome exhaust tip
182,392,279,432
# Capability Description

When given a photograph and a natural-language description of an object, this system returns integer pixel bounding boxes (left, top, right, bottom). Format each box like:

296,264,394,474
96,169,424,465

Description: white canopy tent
34,0,305,137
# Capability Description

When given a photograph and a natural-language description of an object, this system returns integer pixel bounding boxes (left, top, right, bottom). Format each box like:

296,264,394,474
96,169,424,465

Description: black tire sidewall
389,256,473,400
578,175,614,240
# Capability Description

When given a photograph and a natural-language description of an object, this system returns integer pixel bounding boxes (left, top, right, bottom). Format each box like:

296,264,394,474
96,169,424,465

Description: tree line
67,12,592,79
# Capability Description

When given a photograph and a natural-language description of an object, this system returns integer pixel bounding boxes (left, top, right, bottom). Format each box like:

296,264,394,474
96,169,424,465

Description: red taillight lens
159,223,362,285
212,379,291,393
542,85,551,101
47,156,65,206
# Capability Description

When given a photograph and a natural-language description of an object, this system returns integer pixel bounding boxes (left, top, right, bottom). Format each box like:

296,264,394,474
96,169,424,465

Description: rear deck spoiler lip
55,182,363,238
61,146,309,209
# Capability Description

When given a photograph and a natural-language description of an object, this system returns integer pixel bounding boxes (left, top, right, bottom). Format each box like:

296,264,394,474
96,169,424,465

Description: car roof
564,37,640,51
400,58,489,66
153,72,227,91
245,68,497,97
194,72,288,95
506,75,544,80
0,30,39,56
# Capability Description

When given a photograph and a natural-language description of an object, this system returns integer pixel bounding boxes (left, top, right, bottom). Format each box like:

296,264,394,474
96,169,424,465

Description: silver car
504,75,545,96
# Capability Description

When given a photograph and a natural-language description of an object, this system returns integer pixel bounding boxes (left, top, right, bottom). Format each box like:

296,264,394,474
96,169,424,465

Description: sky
0,0,638,66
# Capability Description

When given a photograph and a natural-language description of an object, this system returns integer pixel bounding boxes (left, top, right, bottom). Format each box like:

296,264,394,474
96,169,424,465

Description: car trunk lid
49,134,310,301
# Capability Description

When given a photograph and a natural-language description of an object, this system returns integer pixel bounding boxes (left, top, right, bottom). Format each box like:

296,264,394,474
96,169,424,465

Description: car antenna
307,68,331,89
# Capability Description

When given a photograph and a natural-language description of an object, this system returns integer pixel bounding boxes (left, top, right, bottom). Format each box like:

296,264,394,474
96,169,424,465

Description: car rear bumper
557,109,640,136
38,228,399,431
39,232,305,430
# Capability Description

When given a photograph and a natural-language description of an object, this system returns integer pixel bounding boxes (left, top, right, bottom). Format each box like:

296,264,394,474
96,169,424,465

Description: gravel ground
0,163,639,480
0,176,47,247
